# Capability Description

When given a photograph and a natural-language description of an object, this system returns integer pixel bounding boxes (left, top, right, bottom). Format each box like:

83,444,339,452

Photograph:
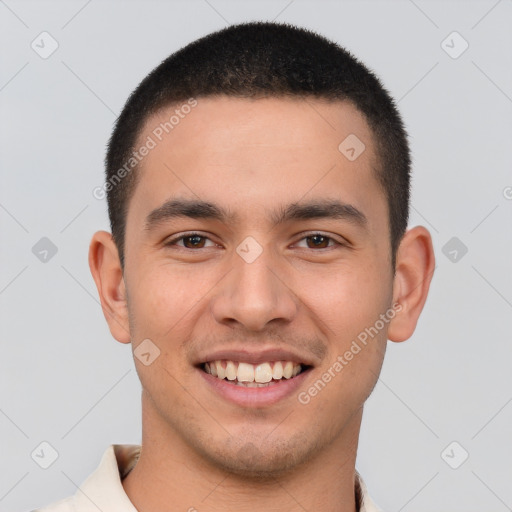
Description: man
38,21,434,512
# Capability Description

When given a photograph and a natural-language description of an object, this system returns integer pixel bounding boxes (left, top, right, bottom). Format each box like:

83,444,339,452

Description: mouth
195,348,316,406
202,360,311,387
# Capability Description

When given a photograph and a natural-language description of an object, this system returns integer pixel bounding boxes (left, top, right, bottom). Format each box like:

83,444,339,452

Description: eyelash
164,232,345,250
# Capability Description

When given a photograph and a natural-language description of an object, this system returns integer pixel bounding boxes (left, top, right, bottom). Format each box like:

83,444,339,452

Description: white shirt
35,444,383,511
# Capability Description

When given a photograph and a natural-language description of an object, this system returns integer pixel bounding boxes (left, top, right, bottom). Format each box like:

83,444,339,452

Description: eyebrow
144,197,368,231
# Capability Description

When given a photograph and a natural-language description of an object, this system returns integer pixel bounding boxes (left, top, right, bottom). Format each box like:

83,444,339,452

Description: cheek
299,259,391,343
297,259,390,404
127,268,199,399
132,262,203,311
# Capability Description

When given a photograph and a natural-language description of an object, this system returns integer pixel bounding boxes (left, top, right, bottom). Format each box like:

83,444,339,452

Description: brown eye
293,233,345,250
181,235,207,248
304,234,332,249
165,233,216,249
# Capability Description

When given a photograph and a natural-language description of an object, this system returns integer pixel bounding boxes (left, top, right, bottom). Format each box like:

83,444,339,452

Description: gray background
1,0,511,511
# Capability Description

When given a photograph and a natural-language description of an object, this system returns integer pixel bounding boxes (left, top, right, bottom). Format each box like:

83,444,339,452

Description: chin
196,431,318,481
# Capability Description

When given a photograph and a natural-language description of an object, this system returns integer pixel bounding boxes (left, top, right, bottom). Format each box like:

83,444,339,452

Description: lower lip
199,368,311,407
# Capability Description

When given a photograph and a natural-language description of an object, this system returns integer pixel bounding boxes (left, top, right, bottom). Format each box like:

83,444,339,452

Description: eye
165,233,216,249
164,232,344,251
294,233,342,249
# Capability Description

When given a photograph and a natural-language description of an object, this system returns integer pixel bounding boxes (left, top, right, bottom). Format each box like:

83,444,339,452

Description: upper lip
194,347,316,367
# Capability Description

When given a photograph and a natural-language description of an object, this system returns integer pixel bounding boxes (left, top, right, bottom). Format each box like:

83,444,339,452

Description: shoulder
356,470,384,512
32,444,141,512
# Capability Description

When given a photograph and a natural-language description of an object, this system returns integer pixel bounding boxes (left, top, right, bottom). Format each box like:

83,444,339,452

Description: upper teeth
204,360,302,383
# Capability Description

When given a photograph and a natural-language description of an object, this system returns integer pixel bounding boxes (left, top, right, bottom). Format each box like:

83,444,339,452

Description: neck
123,394,363,512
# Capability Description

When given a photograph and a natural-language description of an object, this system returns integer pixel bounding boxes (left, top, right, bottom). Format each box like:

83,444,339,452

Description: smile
203,360,307,387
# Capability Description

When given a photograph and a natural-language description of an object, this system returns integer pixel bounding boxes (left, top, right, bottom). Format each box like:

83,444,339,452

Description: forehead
128,96,384,229
140,96,374,162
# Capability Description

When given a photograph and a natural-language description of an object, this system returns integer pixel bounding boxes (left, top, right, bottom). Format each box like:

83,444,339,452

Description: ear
387,226,435,343
88,230,131,344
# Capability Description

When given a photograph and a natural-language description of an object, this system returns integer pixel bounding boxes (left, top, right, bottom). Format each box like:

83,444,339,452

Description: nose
210,245,298,332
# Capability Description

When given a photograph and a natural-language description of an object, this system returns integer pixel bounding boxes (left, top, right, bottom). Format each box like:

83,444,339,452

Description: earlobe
88,230,131,344
387,226,435,343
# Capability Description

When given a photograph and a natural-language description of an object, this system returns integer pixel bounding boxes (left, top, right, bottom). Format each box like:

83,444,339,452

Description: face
121,97,395,476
